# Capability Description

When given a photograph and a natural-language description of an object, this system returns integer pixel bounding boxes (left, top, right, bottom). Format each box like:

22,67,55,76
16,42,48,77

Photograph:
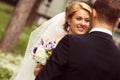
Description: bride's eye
76,17,82,21
85,19,90,23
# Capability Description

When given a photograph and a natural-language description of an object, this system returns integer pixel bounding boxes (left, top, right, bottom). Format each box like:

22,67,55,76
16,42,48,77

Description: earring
67,26,70,32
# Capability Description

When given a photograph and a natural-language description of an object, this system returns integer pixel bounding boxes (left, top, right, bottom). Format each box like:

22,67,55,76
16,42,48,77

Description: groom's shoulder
65,34,89,39
63,34,89,42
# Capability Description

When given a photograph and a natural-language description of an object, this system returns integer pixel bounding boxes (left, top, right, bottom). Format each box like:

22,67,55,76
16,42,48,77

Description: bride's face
68,9,91,34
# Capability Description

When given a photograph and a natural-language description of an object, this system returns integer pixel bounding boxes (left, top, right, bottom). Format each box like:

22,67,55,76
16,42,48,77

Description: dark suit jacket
35,31,120,80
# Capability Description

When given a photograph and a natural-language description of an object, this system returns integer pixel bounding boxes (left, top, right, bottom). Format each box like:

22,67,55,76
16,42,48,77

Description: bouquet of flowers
31,39,56,65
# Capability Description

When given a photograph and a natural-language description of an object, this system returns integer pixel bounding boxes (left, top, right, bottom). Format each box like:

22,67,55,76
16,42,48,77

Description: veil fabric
10,12,67,80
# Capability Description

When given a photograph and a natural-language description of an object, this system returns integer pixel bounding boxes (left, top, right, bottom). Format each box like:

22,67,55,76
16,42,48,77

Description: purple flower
43,41,56,50
40,39,44,45
33,47,37,54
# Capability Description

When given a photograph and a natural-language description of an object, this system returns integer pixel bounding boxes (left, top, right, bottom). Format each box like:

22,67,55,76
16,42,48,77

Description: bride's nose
80,20,86,26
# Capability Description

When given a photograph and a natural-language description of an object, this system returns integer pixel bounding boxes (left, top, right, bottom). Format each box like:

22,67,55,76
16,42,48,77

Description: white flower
31,38,56,65
32,46,49,65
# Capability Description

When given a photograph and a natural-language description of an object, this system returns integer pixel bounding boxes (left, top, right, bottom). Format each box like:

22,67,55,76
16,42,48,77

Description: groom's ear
115,18,120,27
92,9,97,18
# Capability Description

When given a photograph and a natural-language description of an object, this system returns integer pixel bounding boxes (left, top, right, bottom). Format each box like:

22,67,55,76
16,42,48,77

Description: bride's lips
77,26,86,31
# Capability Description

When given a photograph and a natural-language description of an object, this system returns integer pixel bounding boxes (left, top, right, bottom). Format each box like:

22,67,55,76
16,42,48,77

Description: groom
35,0,120,80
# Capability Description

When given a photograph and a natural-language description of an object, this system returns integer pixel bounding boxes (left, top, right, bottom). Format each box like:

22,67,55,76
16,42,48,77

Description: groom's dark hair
93,0,120,26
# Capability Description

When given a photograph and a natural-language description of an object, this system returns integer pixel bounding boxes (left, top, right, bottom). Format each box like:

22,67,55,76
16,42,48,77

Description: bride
10,1,92,80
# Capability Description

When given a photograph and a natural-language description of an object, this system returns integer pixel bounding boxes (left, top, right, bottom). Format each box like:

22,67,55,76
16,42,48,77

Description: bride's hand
34,63,43,76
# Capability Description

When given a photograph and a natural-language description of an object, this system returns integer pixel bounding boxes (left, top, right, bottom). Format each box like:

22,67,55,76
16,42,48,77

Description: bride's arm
34,63,43,76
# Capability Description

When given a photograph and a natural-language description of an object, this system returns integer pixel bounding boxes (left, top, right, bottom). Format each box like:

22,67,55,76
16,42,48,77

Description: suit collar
89,31,113,42
89,28,112,36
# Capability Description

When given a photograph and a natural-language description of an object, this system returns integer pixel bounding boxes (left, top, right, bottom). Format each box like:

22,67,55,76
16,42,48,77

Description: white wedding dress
10,12,67,80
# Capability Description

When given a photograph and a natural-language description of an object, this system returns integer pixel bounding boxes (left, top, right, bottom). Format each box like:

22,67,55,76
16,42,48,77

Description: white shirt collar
89,28,112,36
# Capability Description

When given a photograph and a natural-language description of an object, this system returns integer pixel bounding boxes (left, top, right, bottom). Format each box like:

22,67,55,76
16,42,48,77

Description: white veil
10,12,66,80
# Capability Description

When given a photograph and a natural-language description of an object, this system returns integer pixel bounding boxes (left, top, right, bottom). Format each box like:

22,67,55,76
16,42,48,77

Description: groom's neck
92,21,113,32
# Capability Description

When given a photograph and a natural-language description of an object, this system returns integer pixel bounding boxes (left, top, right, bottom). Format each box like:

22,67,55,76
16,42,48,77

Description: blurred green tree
0,0,37,52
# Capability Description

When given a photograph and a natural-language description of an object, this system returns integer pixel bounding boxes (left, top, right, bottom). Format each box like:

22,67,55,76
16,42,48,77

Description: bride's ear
67,19,71,26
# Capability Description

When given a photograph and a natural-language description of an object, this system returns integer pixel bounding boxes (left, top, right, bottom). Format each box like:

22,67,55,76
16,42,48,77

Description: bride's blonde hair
64,1,92,32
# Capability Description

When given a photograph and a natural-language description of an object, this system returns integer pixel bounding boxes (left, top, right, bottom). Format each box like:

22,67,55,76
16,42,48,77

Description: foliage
14,26,33,55
0,2,14,39
113,31,120,48
0,66,13,80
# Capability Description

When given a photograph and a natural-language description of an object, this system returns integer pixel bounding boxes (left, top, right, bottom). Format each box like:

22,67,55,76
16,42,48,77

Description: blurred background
0,0,120,80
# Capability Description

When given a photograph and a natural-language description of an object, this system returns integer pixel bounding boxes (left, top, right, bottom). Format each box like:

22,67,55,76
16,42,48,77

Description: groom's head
92,0,120,27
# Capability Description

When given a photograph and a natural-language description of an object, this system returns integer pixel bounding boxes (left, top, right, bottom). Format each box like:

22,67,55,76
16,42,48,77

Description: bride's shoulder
55,35,65,44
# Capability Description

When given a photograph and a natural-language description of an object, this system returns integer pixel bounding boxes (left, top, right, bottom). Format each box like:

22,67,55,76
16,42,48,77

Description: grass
0,51,23,80
0,66,13,80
